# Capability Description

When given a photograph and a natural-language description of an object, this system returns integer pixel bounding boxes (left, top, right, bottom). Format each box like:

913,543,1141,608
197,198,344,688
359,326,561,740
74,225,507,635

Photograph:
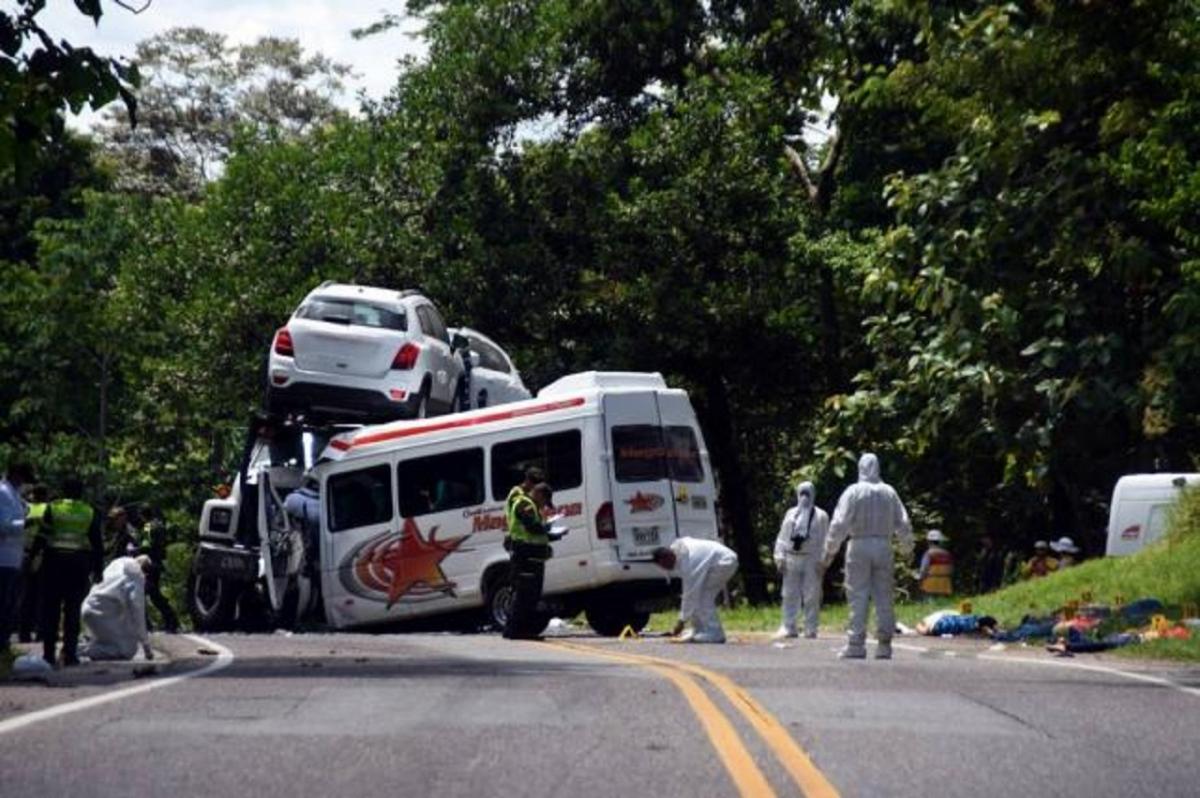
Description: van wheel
585,607,650,637
187,571,237,632
485,574,516,630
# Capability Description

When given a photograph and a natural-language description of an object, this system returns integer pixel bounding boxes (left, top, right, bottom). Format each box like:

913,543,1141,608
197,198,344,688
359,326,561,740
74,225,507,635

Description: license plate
632,526,660,546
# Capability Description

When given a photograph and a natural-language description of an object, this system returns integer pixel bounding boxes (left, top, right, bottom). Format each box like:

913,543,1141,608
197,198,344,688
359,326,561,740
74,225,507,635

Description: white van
191,372,718,636
1105,473,1200,556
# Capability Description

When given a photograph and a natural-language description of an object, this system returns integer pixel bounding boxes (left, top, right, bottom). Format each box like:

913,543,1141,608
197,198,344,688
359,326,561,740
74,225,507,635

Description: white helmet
1050,536,1079,554
926,529,946,544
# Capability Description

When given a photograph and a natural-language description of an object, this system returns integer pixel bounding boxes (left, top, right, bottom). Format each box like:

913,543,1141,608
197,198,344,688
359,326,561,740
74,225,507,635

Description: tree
97,26,352,197
0,0,138,180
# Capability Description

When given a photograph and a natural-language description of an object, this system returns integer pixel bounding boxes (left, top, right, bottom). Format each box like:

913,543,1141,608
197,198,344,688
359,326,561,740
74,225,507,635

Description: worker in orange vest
917,529,954,598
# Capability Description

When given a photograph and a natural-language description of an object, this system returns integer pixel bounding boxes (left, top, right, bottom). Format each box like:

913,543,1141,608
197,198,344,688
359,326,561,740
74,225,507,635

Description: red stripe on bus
329,397,587,452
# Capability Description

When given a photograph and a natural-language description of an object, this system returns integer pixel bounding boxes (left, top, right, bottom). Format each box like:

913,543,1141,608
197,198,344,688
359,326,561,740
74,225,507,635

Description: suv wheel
414,382,430,419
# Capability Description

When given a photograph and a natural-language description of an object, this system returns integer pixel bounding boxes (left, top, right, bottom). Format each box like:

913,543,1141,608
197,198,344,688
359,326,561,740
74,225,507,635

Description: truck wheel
585,606,650,637
187,571,237,632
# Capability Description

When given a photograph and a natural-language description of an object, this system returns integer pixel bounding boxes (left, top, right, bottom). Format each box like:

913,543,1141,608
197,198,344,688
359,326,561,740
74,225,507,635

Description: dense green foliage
3,2,1199,601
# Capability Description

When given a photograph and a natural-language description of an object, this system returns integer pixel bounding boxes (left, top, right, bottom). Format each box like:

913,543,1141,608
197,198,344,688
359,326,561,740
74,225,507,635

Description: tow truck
187,414,352,631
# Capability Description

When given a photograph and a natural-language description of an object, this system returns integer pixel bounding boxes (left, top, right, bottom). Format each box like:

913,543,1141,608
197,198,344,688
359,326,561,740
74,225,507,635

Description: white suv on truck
267,283,464,421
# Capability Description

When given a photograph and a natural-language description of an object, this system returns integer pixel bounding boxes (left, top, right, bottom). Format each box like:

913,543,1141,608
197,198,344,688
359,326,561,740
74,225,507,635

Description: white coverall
671,537,739,643
79,557,151,661
823,454,913,658
773,481,829,637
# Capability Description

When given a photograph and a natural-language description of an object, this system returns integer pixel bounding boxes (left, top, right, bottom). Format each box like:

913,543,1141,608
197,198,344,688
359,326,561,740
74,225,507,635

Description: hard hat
1050,536,1079,554
926,529,946,543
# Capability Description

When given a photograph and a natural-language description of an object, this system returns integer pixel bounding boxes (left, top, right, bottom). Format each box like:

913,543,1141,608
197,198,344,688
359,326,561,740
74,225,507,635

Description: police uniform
502,485,551,639
38,498,103,665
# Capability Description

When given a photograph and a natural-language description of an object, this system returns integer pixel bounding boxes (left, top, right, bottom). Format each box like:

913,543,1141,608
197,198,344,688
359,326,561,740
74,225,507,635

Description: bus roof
322,371,686,462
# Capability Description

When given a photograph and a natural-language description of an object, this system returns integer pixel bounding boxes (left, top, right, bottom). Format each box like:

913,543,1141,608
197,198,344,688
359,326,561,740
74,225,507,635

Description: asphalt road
2,627,1199,797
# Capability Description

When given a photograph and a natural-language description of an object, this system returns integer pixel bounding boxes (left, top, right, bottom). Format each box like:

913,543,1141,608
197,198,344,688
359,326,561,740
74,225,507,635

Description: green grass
648,488,1200,661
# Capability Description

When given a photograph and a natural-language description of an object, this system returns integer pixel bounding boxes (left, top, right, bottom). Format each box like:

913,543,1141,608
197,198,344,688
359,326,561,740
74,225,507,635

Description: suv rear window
612,425,704,483
297,298,406,331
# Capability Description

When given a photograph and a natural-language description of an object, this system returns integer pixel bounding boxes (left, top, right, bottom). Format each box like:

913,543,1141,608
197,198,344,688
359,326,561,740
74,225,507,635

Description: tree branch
783,143,820,205
114,0,154,14
815,126,844,212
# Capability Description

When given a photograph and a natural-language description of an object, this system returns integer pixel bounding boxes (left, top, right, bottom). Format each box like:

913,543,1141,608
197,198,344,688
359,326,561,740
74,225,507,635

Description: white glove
773,556,785,573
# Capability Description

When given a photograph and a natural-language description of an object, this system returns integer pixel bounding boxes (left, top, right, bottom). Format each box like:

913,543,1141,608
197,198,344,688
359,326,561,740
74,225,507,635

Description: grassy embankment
650,488,1200,661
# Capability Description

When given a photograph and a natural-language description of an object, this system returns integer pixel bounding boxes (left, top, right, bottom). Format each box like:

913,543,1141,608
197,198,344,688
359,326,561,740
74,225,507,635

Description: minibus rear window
328,464,394,532
612,425,666,483
397,448,484,517
665,425,704,483
491,430,583,500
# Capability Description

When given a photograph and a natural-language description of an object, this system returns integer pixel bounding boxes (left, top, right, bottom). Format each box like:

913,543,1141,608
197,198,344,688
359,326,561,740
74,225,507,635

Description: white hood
858,453,881,483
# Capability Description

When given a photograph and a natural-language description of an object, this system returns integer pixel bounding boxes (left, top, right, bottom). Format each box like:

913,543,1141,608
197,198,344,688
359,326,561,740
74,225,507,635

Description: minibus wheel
585,606,650,637
484,571,516,630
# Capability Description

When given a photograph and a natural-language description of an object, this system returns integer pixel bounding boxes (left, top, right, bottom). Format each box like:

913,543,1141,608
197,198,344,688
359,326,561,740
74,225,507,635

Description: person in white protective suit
773,480,829,639
653,537,739,644
78,555,154,661
823,453,914,660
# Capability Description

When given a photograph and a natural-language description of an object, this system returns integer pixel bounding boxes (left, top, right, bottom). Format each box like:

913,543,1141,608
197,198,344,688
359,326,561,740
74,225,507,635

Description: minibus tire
483,568,515,630
585,607,650,637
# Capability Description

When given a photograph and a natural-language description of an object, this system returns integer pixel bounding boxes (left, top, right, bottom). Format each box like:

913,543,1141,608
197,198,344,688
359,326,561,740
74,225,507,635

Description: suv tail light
391,342,420,370
273,328,294,357
596,501,615,539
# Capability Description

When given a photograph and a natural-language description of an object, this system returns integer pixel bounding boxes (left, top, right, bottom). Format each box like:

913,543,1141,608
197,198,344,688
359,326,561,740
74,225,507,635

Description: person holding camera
772,480,829,640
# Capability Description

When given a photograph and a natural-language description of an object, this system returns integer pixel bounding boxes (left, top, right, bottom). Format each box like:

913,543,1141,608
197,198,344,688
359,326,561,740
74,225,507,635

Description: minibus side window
612,425,667,483
397,448,484,517
664,425,704,483
328,464,393,532
490,430,583,500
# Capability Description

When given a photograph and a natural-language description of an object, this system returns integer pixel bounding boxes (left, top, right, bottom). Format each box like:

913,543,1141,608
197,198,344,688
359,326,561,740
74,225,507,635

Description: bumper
192,542,260,583
267,380,420,421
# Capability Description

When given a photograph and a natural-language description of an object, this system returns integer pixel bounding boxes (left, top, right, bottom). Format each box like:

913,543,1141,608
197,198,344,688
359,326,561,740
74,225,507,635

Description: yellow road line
549,641,776,798
550,640,840,798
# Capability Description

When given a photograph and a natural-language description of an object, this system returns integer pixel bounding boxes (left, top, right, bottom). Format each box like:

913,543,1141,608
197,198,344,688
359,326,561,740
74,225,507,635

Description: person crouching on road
80,555,155,661
653,537,739,644
917,529,953,599
503,468,552,640
773,480,829,640
823,453,914,660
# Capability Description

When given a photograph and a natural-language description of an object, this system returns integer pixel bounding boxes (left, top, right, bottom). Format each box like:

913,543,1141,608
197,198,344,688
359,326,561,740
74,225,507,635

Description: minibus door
604,393,678,560
656,392,718,540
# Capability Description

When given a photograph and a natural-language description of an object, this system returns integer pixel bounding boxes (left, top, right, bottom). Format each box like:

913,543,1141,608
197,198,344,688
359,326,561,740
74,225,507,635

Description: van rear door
604,393,678,560
657,392,718,541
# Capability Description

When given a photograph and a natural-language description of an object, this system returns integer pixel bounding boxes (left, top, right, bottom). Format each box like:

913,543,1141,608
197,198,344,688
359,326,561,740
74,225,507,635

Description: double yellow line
548,640,840,798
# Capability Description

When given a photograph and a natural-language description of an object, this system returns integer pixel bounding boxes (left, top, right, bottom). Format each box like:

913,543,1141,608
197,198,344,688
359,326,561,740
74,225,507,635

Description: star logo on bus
626,492,664,513
351,518,468,607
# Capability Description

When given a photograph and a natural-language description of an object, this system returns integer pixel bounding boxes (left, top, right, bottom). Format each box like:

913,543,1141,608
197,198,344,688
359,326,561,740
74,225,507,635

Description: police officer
35,477,103,667
503,467,552,640
139,508,179,633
